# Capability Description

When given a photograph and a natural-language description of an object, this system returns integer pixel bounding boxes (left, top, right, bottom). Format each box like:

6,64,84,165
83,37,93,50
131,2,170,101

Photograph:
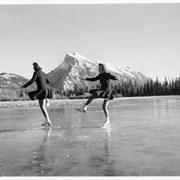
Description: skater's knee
91,94,97,100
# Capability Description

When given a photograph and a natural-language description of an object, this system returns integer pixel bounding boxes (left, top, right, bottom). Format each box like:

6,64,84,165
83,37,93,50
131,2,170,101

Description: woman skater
79,63,119,127
21,62,52,127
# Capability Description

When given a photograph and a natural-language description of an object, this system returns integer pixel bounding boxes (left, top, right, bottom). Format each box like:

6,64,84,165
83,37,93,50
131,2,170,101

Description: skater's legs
102,99,110,118
102,99,110,126
39,99,51,125
85,94,98,106
79,94,98,112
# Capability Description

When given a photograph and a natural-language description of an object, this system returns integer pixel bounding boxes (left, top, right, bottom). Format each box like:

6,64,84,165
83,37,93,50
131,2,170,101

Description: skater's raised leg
78,94,98,112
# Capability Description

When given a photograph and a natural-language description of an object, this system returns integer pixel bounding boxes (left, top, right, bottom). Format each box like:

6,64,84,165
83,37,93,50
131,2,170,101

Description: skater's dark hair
33,62,42,71
99,63,107,72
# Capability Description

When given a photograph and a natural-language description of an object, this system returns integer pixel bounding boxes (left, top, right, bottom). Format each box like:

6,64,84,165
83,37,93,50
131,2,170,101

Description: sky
0,1,180,81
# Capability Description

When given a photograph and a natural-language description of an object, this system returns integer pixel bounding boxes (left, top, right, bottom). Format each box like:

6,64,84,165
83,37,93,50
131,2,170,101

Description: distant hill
48,52,151,91
0,73,29,89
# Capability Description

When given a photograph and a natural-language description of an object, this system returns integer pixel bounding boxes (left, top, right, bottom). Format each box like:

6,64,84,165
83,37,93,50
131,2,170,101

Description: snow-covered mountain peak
66,52,97,66
105,63,121,74
53,52,98,76
48,52,151,91
67,52,87,60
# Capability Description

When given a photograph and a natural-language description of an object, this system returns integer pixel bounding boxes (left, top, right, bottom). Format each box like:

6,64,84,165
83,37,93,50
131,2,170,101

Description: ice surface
1,96,180,176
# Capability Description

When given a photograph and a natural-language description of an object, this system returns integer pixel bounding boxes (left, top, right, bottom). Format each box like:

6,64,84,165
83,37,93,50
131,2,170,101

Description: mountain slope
0,73,29,89
48,52,151,91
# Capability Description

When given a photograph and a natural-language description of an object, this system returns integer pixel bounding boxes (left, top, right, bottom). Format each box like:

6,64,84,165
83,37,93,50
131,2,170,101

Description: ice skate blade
41,123,51,127
102,123,110,127
76,108,87,113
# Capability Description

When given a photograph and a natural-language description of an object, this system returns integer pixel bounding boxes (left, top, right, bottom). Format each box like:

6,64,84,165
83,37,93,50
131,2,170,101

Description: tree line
0,88,29,101
1,77,180,101
112,77,180,97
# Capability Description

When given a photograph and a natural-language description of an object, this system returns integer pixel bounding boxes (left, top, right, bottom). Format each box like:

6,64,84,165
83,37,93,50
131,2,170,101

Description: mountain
48,52,151,91
0,53,151,92
0,73,29,89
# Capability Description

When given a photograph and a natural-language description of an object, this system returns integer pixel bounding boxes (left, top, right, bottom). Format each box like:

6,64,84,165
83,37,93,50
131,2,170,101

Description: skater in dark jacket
21,62,51,127
79,63,119,127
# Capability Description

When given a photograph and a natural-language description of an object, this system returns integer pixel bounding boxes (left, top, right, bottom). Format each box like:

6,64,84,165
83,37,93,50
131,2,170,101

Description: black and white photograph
0,0,180,177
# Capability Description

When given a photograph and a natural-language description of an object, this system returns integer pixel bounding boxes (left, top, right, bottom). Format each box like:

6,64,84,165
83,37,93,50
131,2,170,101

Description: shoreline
0,99,87,109
0,96,177,109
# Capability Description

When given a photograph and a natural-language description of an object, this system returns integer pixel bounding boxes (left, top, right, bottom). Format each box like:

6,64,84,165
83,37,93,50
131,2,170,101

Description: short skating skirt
28,88,53,100
89,89,113,100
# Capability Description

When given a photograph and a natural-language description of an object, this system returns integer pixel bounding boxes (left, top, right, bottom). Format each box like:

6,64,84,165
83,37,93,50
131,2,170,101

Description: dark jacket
86,72,118,93
22,70,50,98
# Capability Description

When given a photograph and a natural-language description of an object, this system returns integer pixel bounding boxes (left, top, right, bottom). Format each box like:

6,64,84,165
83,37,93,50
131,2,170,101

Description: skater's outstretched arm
81,74,100,82
107,73,119,80
21,72,37,88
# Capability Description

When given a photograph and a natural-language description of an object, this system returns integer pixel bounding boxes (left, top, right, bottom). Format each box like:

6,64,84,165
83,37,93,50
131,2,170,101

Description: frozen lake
1,96,180,176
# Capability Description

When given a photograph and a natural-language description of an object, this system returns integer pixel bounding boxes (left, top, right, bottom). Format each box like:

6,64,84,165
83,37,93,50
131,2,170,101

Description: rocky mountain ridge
48,52,151,91
0,52,151,92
